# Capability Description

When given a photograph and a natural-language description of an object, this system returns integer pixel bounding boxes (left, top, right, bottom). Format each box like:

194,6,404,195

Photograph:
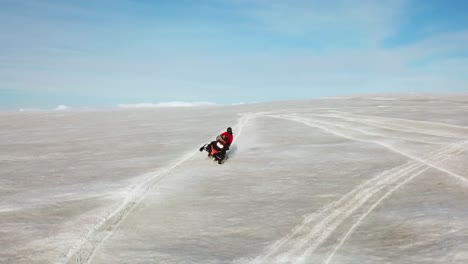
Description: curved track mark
307,114,444,145
251,141,463,264
247,114,466,264
331,111,468,139
324,147,465,264
274,114,468,186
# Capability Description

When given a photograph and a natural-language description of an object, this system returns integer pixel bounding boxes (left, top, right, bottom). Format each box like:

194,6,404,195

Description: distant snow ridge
118,102,217,108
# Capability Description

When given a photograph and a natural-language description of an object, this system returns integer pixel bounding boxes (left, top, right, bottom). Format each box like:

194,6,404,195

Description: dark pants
219,149,227,160
220,144,230,160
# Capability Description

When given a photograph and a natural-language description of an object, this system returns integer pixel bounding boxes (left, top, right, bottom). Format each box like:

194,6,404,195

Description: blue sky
1,0,467,110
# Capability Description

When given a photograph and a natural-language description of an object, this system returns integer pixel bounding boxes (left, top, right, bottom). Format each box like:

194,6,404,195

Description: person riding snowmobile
200,127,234,162
217,127,233,159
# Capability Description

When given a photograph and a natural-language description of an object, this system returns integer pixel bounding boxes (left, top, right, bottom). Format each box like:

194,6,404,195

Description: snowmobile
199,135,229,164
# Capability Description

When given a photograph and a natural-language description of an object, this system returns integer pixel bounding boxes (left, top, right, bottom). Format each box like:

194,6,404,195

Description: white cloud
363,97,400,101
54,105,69,111
235,0,407,46
394,30,468,61
19,108,41,112
118,102,218,108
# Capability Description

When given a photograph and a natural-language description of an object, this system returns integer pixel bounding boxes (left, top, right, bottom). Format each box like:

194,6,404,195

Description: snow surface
1,94,468,264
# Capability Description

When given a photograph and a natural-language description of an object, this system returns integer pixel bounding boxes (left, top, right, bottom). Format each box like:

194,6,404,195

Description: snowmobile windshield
216,142,224,149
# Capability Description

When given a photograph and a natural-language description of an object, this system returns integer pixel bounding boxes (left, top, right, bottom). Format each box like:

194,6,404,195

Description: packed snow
1,95,468,264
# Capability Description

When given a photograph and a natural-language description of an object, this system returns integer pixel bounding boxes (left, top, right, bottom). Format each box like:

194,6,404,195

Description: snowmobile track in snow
63,152,196,264
328,111,468,140
249,143,464,264
272,114,468,185
303,113,445,145
63,114,254,264
333,111,468,132
247,114,467,264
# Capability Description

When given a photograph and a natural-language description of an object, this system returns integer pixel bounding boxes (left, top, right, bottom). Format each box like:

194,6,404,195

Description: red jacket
220,131,234,145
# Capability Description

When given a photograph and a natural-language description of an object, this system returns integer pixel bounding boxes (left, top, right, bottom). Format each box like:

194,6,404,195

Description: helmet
227,127,232,134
